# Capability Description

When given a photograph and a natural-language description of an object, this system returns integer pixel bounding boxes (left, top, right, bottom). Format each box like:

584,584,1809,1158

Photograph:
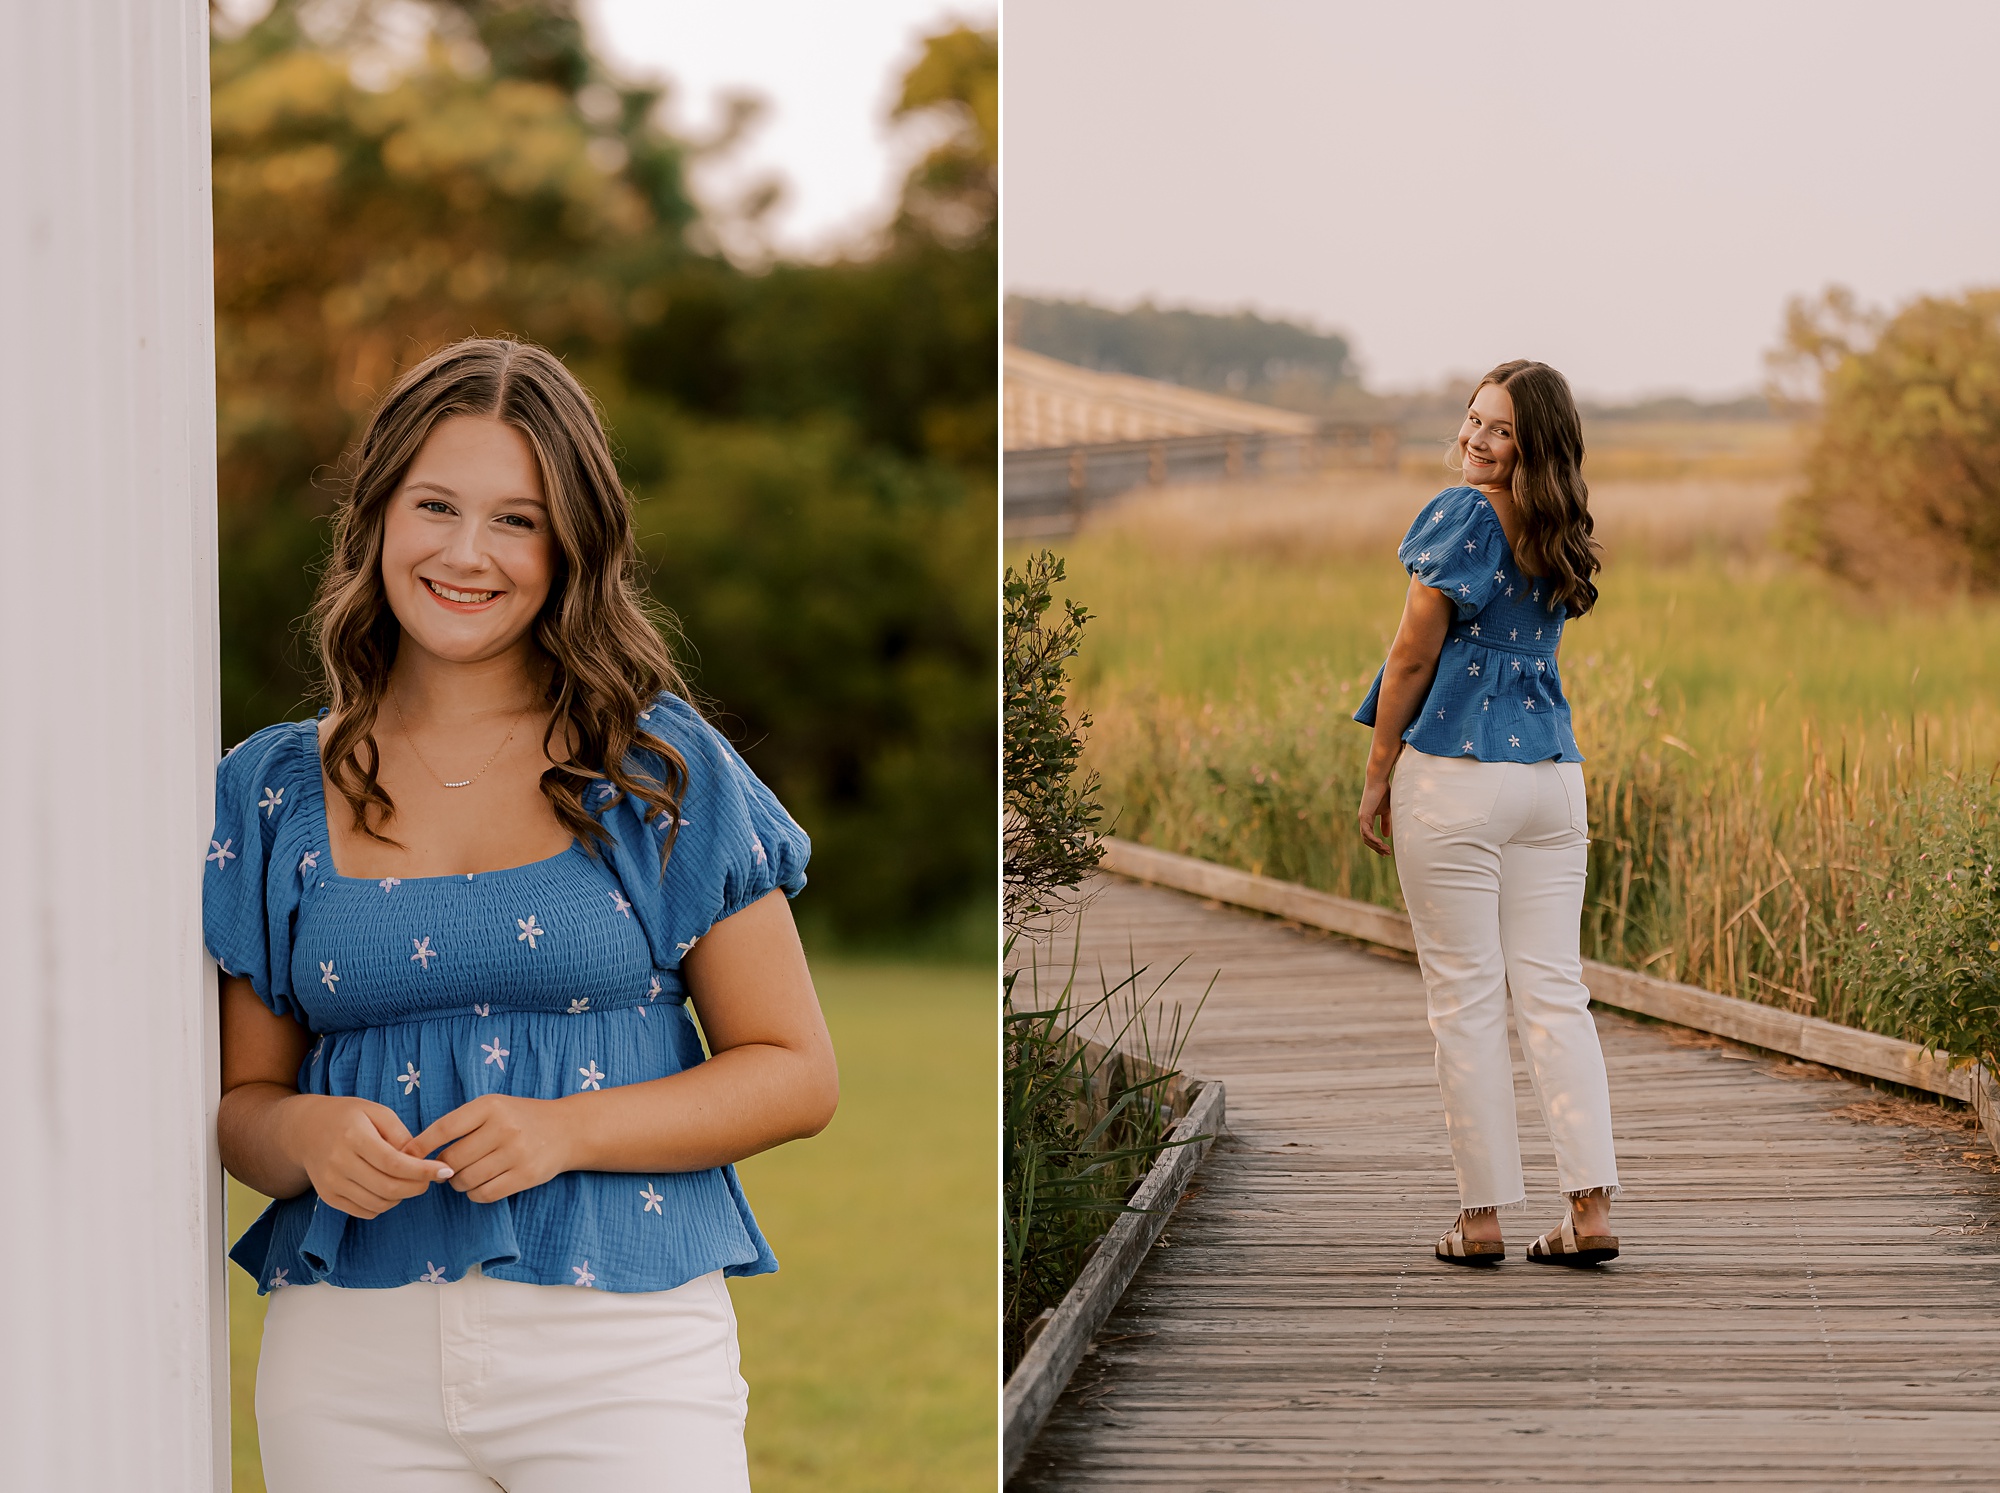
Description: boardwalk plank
1011,877,2000,1489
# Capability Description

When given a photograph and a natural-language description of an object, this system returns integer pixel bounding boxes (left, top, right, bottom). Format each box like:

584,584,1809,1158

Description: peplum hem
228,1001,778,1295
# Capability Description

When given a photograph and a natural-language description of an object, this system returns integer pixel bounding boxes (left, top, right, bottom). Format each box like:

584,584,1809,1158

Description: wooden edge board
1097,836,1997,1147
1002,1077,1227,1481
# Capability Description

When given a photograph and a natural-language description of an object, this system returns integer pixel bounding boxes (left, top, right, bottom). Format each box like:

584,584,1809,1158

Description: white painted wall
0,2,226,1489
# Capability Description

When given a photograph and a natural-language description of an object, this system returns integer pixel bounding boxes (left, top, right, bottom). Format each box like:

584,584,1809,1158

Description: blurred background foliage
211,0,995,948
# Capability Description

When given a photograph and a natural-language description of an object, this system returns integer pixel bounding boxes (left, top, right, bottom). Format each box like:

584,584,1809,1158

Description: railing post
0,2,226,1489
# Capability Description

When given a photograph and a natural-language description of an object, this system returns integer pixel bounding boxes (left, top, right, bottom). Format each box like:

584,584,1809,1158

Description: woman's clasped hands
281,1088,581,1219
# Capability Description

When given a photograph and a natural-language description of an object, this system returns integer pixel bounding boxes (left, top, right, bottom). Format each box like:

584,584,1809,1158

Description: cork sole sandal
1435,1217,1505,1267
1525,1211,1618,1267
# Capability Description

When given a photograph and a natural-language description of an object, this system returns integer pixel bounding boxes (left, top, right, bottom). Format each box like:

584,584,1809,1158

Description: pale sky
1003,0,2000,400
588,0,990,255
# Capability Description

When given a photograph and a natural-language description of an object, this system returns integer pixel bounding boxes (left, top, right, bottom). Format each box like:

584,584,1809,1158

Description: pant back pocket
1401,750,1506,833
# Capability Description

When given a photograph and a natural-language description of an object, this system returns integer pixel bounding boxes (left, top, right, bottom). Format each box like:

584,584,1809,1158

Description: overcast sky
588,0,987,255
1003,1,2000,400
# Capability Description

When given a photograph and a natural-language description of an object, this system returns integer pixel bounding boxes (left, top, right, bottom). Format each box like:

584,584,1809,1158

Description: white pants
256,1267,750,1493
1391,747,1619,1210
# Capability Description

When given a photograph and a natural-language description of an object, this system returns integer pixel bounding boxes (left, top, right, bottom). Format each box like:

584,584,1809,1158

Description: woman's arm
1357,576,1455,855
218,976,452,1215
403,890,838,1203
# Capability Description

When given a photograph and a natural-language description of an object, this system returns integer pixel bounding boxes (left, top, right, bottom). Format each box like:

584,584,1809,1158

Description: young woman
1352,359,1619,1268
206,337,838,1490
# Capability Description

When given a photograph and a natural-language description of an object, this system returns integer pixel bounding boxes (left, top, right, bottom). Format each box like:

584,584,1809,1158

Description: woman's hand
277,1094,454,1219
1358,775,1394,856
405,1095,579,1205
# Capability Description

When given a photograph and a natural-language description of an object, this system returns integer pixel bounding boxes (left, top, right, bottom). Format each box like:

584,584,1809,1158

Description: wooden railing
1097,837,2000,1151
1004,423,1400,537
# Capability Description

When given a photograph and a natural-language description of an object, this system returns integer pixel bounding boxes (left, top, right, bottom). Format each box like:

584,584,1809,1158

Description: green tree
1776,285,2000,589
210,1,995,945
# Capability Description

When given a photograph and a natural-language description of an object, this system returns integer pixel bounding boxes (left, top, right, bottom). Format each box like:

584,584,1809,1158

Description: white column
0,2,226,1489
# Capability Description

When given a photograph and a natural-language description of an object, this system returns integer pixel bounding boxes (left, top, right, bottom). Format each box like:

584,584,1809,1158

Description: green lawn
227,957,995,1491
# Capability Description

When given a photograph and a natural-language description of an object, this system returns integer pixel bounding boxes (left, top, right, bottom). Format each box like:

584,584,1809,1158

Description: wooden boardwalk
1012,876,2000,1489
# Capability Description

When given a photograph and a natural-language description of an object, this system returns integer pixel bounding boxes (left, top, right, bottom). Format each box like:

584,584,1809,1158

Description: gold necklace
390,687,535,790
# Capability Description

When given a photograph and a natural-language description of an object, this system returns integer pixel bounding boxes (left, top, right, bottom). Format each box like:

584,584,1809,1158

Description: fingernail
436,1167,454,1180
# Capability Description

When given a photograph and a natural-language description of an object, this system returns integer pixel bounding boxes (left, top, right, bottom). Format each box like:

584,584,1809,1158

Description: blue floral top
204,692,809,1295
1353,485,1583,762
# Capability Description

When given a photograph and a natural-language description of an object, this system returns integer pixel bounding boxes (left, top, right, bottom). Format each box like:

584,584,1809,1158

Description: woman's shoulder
1401,486,1502,563
217,717,320,798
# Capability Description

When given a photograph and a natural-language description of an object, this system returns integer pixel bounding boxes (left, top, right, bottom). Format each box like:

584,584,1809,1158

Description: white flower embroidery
1468,623,1481,636
675,934,700,958
578,1061,604,1091
568,998,591,1015
636,1005,648,1018
1524,699,1536,711
419,1262,446,1284
609,891,632,919
572,1262,596,1288
258,787,284,817
1512,660,1522,673
1493,570,1505,584
319,961,339,993
595,783,617,803
411,936,437,970
206,839,235,868
396,1061,420,1095
646,976,662,1002
1432,508,1444,523
1533,589,1541,602
1463,539,1476,553
1510,628,1519,641
299,850,319,880
269,1268,290,1289
1463,740,1475,753
752,836,767,866
1457,583,1471,597
1436,710,1445,719
481,1038,509,1071
1535,627,1544,640
1536,659,1547,673
516,915,544,949
1416,550,1432,564
379,876,402,894
1467,662,1480,677
1482,699,1490,711
472,1003,490,1017
1510,735,1522,748
640,1183,664,1215
1505,585,1515,598
310,1035,326,1063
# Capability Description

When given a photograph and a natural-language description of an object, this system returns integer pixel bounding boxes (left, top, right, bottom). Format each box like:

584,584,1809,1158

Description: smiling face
378,415,556,668
1456,380,1519,490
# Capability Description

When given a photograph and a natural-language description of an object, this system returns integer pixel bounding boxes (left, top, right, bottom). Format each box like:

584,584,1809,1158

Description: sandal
1525,1210,1618,1267
1435,1215,1504,1266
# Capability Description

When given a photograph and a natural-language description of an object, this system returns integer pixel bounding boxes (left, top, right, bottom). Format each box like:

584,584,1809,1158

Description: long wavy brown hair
309,337,691,864
1457,359,1601,615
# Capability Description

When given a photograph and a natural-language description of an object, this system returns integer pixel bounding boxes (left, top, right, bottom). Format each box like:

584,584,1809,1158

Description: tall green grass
227,958,993,1493
1060,518,2000,1059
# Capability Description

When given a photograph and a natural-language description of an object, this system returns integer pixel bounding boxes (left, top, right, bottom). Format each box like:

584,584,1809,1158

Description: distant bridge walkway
1012,875,2000,1489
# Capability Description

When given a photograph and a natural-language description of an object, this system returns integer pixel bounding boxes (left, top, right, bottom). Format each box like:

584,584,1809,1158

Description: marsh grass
1054,463,2000,1063
1002,931,1206,1373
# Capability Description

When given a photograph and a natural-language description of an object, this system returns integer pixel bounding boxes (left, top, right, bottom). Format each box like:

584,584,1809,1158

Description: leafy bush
1002,552,1201,1373
1777,285,2000,589
1840,774,2000,1067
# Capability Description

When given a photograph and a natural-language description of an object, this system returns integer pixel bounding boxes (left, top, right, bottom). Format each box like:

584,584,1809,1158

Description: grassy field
227,957,994,1492
1031,446,2000,1040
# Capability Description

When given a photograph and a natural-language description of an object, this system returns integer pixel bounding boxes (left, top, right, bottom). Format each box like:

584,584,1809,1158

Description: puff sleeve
202,721,314,1020
598,694,811,975
1398,487,1508,619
